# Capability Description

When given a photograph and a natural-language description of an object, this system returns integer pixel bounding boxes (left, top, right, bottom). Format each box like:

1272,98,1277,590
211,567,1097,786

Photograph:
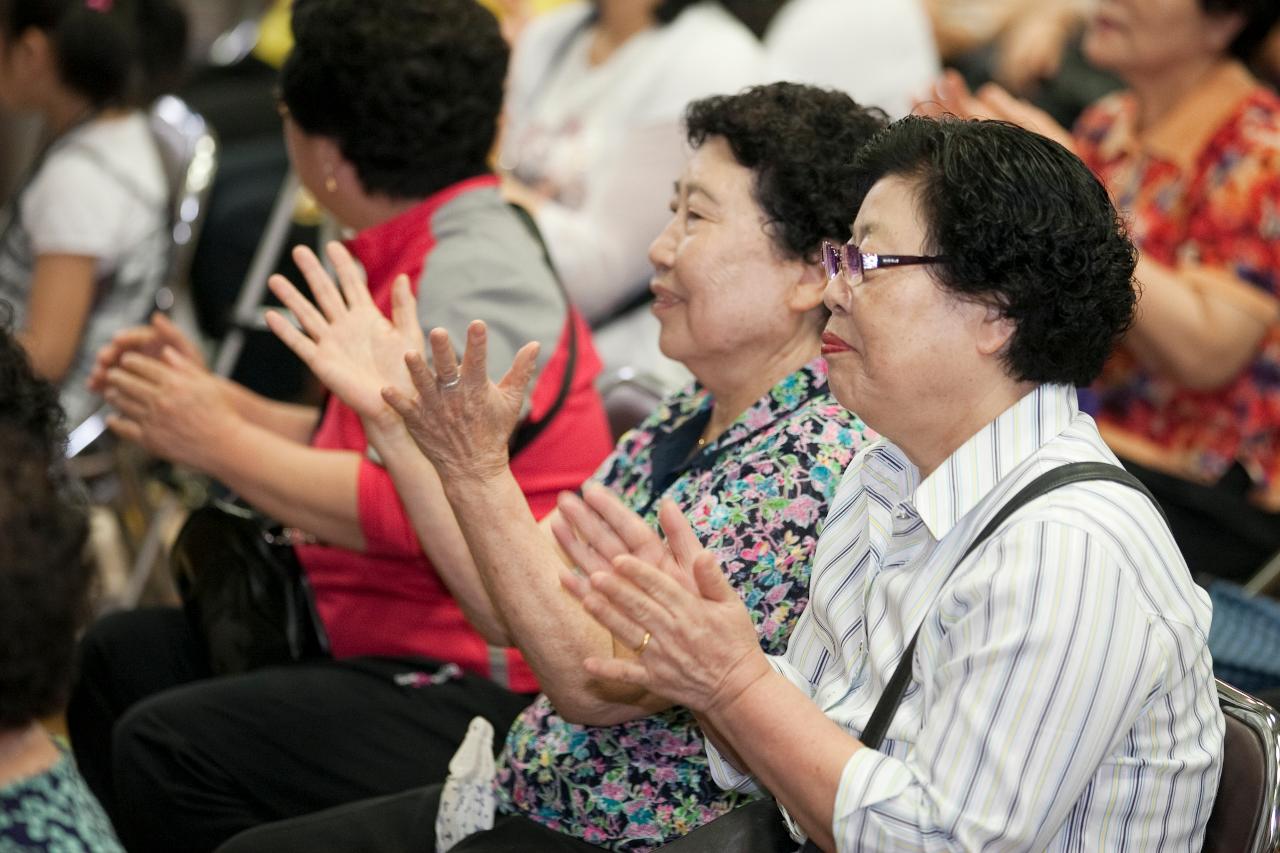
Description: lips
650,283,682,310
821,331,853,355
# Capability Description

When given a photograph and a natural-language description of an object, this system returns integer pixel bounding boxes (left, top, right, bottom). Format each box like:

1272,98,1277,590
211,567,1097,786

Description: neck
43,88,96,137
590,0,657,64
696,333,820,445
0,723,57,788
901,379,1037,480
1126,55,1223,131
335,193,424,233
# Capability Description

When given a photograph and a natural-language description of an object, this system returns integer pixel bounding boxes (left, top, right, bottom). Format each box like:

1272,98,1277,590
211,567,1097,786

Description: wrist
703,649,775,722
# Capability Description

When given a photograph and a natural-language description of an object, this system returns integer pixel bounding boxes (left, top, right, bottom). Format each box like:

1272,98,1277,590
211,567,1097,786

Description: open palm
265,242,425,423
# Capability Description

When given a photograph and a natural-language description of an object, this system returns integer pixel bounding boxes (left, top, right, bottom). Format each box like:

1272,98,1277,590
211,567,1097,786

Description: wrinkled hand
918,69,1076,153
87,312,203,394
102,347,238,472
265,242,424,426
565,506,770,714
553,487,702,596
382,319,539,483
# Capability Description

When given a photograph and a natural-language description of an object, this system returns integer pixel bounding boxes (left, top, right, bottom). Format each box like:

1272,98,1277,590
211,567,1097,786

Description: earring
323,166,337,194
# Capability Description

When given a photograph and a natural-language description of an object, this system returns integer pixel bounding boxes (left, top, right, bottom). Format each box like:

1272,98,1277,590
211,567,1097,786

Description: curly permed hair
684,83,888,263
1200,0,1280,61
849,117,1137,387
0,310,90,729
280,0,507,199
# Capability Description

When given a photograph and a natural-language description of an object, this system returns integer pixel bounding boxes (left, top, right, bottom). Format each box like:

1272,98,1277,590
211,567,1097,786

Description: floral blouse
0,746,123,852
1074,61,1280,502
494,358,873,850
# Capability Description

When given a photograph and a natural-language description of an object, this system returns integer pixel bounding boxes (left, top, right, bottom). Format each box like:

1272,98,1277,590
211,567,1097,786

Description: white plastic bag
434,716,497,852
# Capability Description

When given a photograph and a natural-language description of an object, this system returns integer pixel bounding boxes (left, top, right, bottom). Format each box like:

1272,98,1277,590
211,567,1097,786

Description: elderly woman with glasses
215,83,885,853
570,117,1221,852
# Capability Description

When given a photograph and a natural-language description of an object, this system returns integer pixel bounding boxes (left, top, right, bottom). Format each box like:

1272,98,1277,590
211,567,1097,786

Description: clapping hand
265,242,425,428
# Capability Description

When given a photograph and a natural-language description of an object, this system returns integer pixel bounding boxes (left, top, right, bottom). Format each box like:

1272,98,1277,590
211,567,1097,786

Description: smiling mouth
821,332,854,355
650,284,681,309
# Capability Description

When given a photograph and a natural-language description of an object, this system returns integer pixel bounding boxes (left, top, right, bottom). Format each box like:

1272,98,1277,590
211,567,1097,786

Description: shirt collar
909,384,1079,541
1097,60,1258,173
344,174,500,292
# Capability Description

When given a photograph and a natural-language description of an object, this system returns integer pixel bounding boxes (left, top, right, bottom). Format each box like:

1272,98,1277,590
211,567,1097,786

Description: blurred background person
764,0,940,119
67,2,612,850
0,309,119,851
500,0,765,390
930,0,1280,584
0,0,187,426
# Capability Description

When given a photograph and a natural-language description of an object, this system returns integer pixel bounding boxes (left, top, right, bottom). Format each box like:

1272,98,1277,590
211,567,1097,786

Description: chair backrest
598,368,666,441
66,97,217,459
1203,679,1280,853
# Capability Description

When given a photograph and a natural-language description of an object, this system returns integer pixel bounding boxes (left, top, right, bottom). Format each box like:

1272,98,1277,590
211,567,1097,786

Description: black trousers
67,607,534,853
217,784,799,853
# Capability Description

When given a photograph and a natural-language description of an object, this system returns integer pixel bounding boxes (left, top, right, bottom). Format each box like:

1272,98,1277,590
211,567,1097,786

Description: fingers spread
268,273,329,341
428,328,460,383
460,321,489,388
583,482,660,557
326,241,374,310
657,499,702,568
292,244,346,321
264,309,318,363
551,504,618,575
390,275,420,339
558,489,629,562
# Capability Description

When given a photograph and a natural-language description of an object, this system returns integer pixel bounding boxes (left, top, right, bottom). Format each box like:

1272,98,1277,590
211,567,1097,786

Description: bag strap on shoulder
858,461,1162,751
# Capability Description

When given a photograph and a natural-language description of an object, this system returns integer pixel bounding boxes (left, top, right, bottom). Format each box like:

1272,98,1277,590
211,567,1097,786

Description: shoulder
27,114,165,212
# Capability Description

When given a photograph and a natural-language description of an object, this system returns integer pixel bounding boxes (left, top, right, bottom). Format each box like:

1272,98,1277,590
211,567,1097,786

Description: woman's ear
787,260,828,314
975,302,1016,358
1203,10,1246,55
9,27,54,82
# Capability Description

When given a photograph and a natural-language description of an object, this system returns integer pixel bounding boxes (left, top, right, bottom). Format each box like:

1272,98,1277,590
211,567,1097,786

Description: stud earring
324,167,337,193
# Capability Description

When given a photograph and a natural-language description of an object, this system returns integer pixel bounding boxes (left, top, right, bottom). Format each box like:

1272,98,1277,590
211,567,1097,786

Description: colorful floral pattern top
1073,60,1280,505
494,358,873,851
0,745,123,852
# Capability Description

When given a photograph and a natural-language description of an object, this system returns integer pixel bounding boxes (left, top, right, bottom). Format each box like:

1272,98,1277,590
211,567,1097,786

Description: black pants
218,784,799,853
67,607,534,853
1120,459,1280,584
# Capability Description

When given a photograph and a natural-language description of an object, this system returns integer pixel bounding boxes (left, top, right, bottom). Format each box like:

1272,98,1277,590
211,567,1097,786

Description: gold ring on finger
634,630,652,655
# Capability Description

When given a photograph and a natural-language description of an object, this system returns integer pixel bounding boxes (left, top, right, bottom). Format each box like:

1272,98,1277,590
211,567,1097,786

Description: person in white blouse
566,116,1223,851
764,0,940,118
500,0,764,390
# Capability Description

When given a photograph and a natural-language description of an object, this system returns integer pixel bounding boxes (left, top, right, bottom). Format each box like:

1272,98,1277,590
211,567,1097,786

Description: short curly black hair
849,117,1137,386
1200,0,1280,61
280,0,507,199
0,308,90,729
685,83,888,263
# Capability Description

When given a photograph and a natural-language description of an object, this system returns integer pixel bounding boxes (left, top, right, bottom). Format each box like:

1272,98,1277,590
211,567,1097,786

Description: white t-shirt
0,112,169,424
765,0,941,119
503,1,766,326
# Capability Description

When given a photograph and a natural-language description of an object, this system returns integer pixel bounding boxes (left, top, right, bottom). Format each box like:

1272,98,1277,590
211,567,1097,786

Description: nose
648,214,678,272
822,272,850,315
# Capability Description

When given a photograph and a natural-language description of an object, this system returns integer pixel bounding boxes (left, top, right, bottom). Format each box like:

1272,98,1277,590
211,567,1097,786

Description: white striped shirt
708,384,1223,851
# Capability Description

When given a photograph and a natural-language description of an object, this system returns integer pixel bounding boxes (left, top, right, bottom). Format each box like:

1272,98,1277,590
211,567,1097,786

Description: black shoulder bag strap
506,202,577,457
857,461,1165,751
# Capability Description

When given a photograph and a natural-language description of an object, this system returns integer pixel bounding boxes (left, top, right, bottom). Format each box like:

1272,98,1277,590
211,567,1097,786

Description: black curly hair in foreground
280,0,507,199
685,83,888,262
850,117,1137,387
0,306,90,729
1199,0,1280,62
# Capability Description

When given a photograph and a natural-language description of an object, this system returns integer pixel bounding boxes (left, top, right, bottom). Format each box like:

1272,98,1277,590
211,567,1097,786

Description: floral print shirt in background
0,745,123,852
494,358,872,850
1073,61,1280,505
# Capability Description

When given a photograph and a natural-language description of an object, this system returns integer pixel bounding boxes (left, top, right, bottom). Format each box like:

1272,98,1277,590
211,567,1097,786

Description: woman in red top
66,2,612,851
930,0,1280,582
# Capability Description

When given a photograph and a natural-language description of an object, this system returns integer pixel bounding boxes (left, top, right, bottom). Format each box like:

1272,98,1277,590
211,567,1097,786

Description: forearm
702,670,860,851
362,415,513,645
444,472,656,722
204,418,365,550
220,379,320,442
1126,255,1276,390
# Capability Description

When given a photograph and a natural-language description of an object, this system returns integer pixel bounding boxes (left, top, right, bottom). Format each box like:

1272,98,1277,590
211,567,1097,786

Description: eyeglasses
820,239,945,285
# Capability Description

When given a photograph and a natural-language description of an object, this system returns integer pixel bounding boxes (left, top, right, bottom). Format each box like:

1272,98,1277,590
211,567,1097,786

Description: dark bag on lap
170,500,330,675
